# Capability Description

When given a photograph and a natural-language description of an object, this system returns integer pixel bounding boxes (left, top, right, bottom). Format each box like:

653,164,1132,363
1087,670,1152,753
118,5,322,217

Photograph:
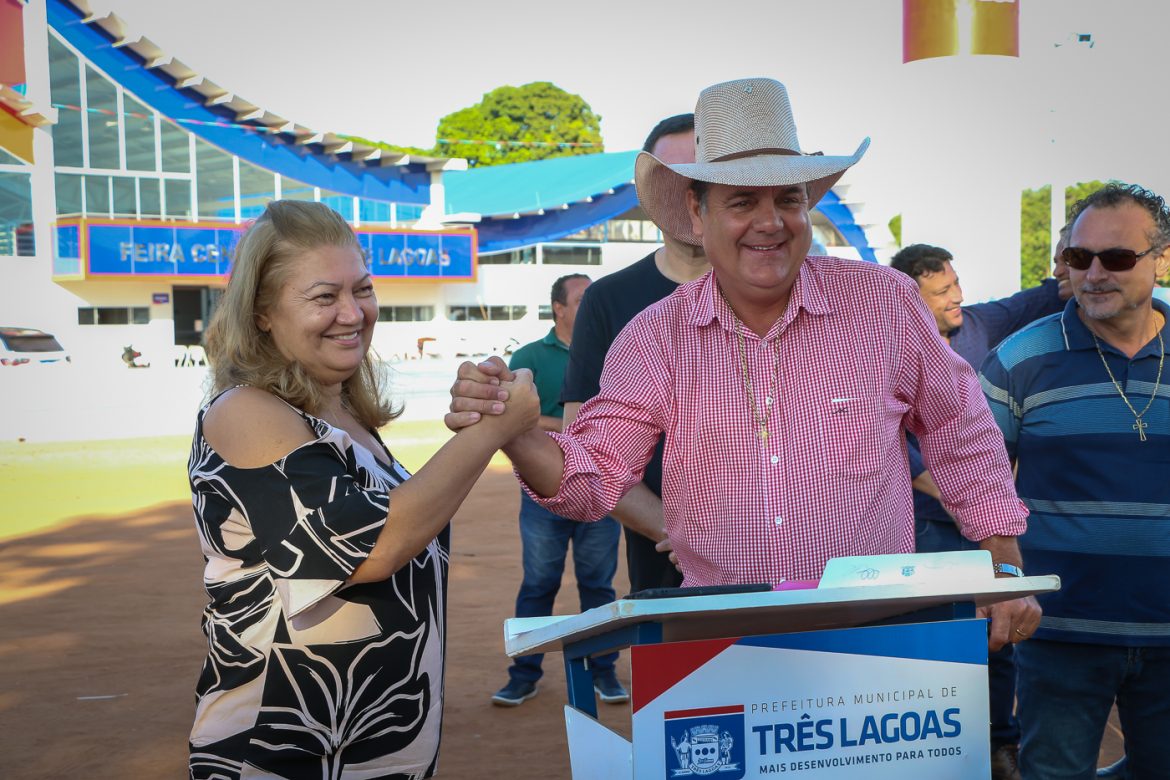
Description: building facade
2,0,879,368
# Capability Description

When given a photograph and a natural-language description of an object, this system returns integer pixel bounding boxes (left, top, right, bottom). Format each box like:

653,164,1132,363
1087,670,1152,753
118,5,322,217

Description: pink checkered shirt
528,257,1027,587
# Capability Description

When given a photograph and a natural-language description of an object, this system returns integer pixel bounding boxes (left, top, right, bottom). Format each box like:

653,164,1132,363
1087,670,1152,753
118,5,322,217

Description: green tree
433,82,604,167
1020,185,1051,289
1020,180,1109,288
888,214,902,247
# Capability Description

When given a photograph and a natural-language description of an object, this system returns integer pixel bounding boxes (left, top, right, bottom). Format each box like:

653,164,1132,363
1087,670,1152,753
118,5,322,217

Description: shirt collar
1060,297,1170,357
542,327,569,351
690,258,834,336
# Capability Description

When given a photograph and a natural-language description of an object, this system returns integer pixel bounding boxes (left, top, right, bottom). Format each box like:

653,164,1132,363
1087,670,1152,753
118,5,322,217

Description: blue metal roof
447,151,876,261
444,151,638,216
48,0,436,205
47,0,875,260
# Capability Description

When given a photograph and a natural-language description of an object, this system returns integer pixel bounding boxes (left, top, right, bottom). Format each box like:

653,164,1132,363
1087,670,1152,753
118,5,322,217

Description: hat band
710,147,801,163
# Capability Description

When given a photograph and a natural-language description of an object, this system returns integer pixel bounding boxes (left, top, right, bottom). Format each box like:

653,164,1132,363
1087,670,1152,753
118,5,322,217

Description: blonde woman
188,200,536,778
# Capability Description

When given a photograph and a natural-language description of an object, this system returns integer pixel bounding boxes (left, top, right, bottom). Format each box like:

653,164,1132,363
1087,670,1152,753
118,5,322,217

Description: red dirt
0,464,1124,778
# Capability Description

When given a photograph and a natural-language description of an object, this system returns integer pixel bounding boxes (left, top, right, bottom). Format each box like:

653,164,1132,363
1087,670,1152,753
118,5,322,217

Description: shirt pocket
818,396,888,478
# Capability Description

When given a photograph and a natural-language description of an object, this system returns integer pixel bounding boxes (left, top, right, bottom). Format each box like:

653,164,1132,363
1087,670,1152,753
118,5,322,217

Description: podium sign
631,620,989,778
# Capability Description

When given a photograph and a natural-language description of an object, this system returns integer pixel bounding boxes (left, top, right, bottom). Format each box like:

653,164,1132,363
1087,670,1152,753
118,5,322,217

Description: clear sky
94,0,1168,225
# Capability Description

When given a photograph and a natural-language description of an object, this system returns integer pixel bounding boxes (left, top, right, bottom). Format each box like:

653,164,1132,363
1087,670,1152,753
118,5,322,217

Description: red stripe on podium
631,637,740,714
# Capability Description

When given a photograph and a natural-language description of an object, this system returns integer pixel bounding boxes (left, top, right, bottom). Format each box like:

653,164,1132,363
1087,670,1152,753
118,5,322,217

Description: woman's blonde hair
205,200,397,429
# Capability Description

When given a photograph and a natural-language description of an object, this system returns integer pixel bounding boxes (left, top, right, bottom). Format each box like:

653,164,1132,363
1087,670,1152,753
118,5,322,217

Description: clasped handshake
445,356,542,444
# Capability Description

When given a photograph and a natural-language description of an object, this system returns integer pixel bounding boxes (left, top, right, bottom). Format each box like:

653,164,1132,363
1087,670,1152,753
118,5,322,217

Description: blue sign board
66,221,477,280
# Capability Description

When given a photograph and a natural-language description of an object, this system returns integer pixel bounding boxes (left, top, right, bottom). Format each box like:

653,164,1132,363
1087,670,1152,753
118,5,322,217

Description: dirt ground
0,464,1124,779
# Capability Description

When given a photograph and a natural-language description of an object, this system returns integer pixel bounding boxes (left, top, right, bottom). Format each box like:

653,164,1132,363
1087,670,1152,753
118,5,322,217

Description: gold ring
1013,628,1027,636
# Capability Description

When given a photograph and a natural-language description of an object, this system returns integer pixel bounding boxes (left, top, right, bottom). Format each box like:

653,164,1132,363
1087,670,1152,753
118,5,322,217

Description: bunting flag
50,103,602,151
903,0,1019,64
436,137,601,149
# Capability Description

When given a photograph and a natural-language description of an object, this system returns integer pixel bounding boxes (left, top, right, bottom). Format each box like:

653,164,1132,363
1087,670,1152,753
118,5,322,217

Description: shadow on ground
0,465,1123,778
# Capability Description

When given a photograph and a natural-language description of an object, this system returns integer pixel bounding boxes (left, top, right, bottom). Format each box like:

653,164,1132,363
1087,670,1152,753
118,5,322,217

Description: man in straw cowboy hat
447,77,1039,652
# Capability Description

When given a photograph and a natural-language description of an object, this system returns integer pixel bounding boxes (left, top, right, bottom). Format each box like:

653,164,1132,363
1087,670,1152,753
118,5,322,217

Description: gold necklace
725,296,781,441
1091,324,1165,442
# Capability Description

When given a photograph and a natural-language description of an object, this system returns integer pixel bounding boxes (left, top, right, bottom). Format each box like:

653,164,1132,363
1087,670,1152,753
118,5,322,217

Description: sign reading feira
53,219,478,281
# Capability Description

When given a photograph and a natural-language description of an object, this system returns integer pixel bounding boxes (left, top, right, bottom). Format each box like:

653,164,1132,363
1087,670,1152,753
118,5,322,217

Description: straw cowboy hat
635,77,870,245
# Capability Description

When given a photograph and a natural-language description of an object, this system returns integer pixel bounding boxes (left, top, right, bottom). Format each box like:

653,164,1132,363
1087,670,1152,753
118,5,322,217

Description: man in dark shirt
560,113,709,592
890,241,1069,780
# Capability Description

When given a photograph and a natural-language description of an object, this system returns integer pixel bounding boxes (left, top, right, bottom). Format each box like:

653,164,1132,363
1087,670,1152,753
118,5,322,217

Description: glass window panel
84,175,110,216
78,308,95,325
159,119,190,173
280,176,315,201
112,177,136,217
542,244,601,265
479,247,535,265
55,173,82,217
0,172,34,256
85,66,120,169
381,305,435,322
195,138,235,220
320,191,354,221
562,224,606,242
0,147,25,166
123,94,156,172
0,170,33,256
396,204,424,223
48,35,83,168
538,305,553,320
238,159,275,218
359,199,392,224
131,307,150,324
96,307,130,325
139,178,161,217
165,179,191,220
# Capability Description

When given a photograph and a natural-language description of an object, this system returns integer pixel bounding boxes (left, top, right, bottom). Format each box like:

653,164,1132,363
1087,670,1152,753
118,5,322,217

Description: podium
503,552,1059,779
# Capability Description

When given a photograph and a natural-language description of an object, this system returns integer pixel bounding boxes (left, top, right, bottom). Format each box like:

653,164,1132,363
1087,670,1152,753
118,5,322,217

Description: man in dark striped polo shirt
981,183,1170,779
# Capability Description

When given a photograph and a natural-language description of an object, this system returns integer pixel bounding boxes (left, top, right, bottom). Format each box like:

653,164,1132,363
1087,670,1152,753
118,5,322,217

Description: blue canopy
445,151,876,261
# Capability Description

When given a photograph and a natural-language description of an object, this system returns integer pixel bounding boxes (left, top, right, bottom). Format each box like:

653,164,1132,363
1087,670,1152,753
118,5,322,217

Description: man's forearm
608,481,666,542
911,469,942,500
978,534,1025,572
502,428,566,497
537,415,563,432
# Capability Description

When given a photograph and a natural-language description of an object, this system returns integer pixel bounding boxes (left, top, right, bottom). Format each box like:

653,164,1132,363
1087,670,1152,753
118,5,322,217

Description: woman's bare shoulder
202,386,316,468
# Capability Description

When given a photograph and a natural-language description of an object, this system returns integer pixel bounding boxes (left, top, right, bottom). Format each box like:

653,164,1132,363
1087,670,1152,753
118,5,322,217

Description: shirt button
770,455,779,464
765,396,773,406
774,516,784,526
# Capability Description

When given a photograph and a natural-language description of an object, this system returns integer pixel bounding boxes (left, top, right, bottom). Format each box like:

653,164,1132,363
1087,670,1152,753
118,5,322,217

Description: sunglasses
1061,245,1158,272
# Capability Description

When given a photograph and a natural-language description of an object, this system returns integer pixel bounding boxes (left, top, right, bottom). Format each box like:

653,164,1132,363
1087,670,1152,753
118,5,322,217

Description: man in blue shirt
982,184,1170,779
891,242,1068,780
491,274,627,707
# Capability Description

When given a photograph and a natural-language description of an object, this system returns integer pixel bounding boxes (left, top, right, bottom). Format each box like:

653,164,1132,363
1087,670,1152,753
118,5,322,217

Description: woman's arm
350,372,540,582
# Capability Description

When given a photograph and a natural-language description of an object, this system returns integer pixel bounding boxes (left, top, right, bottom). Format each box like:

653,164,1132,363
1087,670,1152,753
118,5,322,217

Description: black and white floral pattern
188,397,448,779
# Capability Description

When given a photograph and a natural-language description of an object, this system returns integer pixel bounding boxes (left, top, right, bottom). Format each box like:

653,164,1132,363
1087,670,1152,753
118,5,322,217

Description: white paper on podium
819,550,993,589
564,705,632,779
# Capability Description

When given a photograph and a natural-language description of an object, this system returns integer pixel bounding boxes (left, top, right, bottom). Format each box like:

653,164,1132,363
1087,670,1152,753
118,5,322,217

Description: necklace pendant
759,425,768,441
1135,418,1149,442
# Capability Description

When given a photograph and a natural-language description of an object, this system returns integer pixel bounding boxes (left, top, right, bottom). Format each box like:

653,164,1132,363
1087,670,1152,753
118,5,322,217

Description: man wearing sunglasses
891,241,1069,780
981,183,1170,779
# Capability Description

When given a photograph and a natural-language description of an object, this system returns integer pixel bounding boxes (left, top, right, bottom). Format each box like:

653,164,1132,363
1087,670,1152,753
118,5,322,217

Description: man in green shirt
491,274,627,707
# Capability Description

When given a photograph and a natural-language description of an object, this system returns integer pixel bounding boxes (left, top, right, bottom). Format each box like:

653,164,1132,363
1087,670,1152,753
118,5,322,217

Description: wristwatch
993,562,1024,578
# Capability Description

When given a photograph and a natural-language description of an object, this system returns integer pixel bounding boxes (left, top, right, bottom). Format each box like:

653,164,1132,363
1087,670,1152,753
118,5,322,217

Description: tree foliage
1020,180,1108,288
433,82,604,167
888,214,902,247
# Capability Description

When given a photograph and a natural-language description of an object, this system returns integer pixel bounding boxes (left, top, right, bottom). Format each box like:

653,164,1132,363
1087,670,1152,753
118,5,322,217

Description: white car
0,327,71,367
